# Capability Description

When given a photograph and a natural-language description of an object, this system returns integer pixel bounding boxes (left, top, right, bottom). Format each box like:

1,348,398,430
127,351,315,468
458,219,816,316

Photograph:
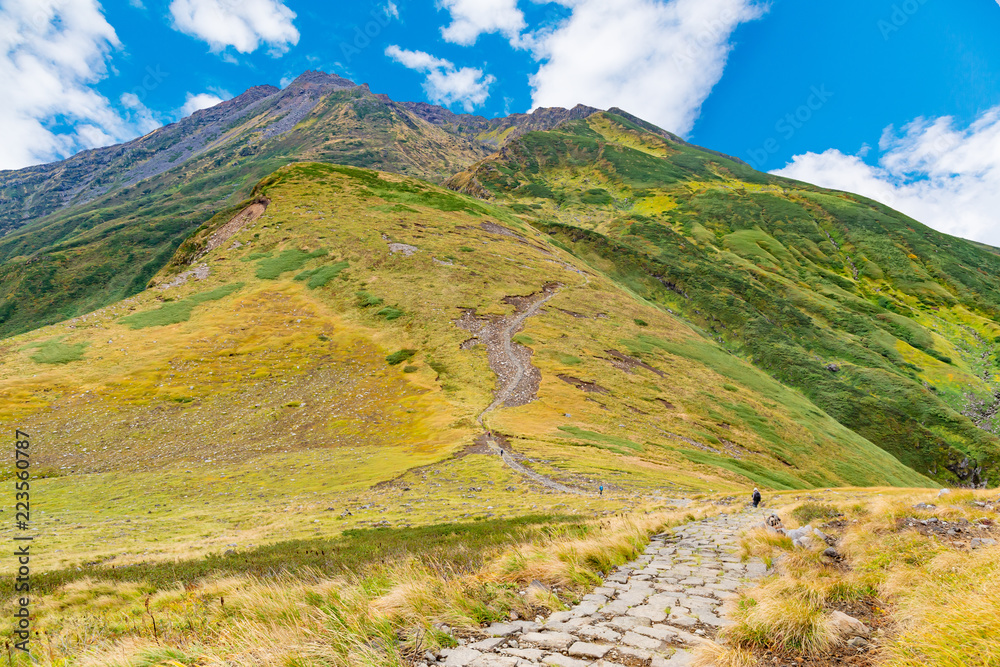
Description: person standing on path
599,484,604,496
752,487,762,508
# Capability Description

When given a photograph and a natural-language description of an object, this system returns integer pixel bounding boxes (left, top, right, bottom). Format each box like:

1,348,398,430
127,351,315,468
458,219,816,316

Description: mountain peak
286,70,355,90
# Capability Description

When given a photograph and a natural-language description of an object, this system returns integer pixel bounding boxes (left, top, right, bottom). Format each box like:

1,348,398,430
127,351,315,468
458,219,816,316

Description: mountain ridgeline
3,71,1000,490
0,71,595,339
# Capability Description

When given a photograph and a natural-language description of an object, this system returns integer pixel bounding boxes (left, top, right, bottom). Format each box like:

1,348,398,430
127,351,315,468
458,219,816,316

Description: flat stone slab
470,656,520,667
485,623,521,637
622,631,665,651
577,624,621,642
569,641,611,659
442,647,482,666
543,655,591,667
633,624,680,641
656,648,696,666
603,616,652,632
519,631,576,650
501,647,544,660
469,637,507,651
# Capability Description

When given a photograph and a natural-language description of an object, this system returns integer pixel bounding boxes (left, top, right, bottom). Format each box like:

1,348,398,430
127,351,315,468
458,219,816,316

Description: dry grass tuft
723,588,837,653
692,640,762,667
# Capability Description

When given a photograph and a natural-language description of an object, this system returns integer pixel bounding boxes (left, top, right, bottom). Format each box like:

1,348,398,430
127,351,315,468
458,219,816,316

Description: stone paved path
427,510,771,667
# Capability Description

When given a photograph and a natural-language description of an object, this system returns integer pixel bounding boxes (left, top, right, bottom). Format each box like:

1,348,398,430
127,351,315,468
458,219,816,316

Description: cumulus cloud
773,108,1000,246
0,0,134,169
178,91,227,118
168,0,299,55
438,0,526,45
385,45,495,112
525,0,764,135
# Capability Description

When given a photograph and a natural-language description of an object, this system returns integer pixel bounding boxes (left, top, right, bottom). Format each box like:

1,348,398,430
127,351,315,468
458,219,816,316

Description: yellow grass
6,506,699,666
710,488,1000,666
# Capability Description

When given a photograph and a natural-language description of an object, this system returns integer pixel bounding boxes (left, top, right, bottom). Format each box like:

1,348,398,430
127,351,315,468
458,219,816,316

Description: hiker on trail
752,487,762,508
599,484,604,496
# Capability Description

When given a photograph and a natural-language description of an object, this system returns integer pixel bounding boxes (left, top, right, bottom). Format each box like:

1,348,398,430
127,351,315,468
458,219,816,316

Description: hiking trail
458,282,586,494
432,509,774,666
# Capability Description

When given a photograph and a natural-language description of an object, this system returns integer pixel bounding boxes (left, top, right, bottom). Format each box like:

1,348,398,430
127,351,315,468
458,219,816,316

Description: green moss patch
120,283,244,329
295,261,349,289
386,349,417,365
557,426,643,455
256,249,326,279
23,337,90,364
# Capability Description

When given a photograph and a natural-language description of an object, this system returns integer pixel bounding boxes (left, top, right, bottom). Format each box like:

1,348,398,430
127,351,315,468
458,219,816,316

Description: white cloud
384,1,399,19
178,91,226,118
120,92,161,134
773,108,1000,246
385,45,495,112
168,0,299,55
525,0,764,135
438,0,526,46
0,0,137,169
386,46,451,71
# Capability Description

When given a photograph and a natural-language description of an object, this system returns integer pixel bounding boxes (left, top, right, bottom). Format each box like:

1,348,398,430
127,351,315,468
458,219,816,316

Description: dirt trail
496,447,584,495
457,283,587,494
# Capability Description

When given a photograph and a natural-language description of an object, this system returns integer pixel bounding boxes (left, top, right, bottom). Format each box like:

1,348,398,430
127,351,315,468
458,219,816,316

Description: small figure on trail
752,487,762,508
599,484,604,496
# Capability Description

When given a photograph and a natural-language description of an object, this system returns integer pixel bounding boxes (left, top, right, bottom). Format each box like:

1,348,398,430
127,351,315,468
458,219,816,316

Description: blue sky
4,0,1000,243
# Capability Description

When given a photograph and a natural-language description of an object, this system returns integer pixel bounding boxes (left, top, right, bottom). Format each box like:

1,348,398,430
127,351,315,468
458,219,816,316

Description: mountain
449,110,1000,486
3,69,1000,667
3,70,999,491
0,72,595,340
2,163,928,557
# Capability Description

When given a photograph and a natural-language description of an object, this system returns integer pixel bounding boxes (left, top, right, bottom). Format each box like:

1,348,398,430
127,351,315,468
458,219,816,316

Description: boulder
519,631,575,650
829,611,870,638
786,525,819,548
441,647,482,666
785,525,811,541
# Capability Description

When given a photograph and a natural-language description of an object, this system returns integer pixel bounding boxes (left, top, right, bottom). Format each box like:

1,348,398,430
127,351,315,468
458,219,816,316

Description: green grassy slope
0,163,929,576
448,111,1000,486
0,82,493,340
